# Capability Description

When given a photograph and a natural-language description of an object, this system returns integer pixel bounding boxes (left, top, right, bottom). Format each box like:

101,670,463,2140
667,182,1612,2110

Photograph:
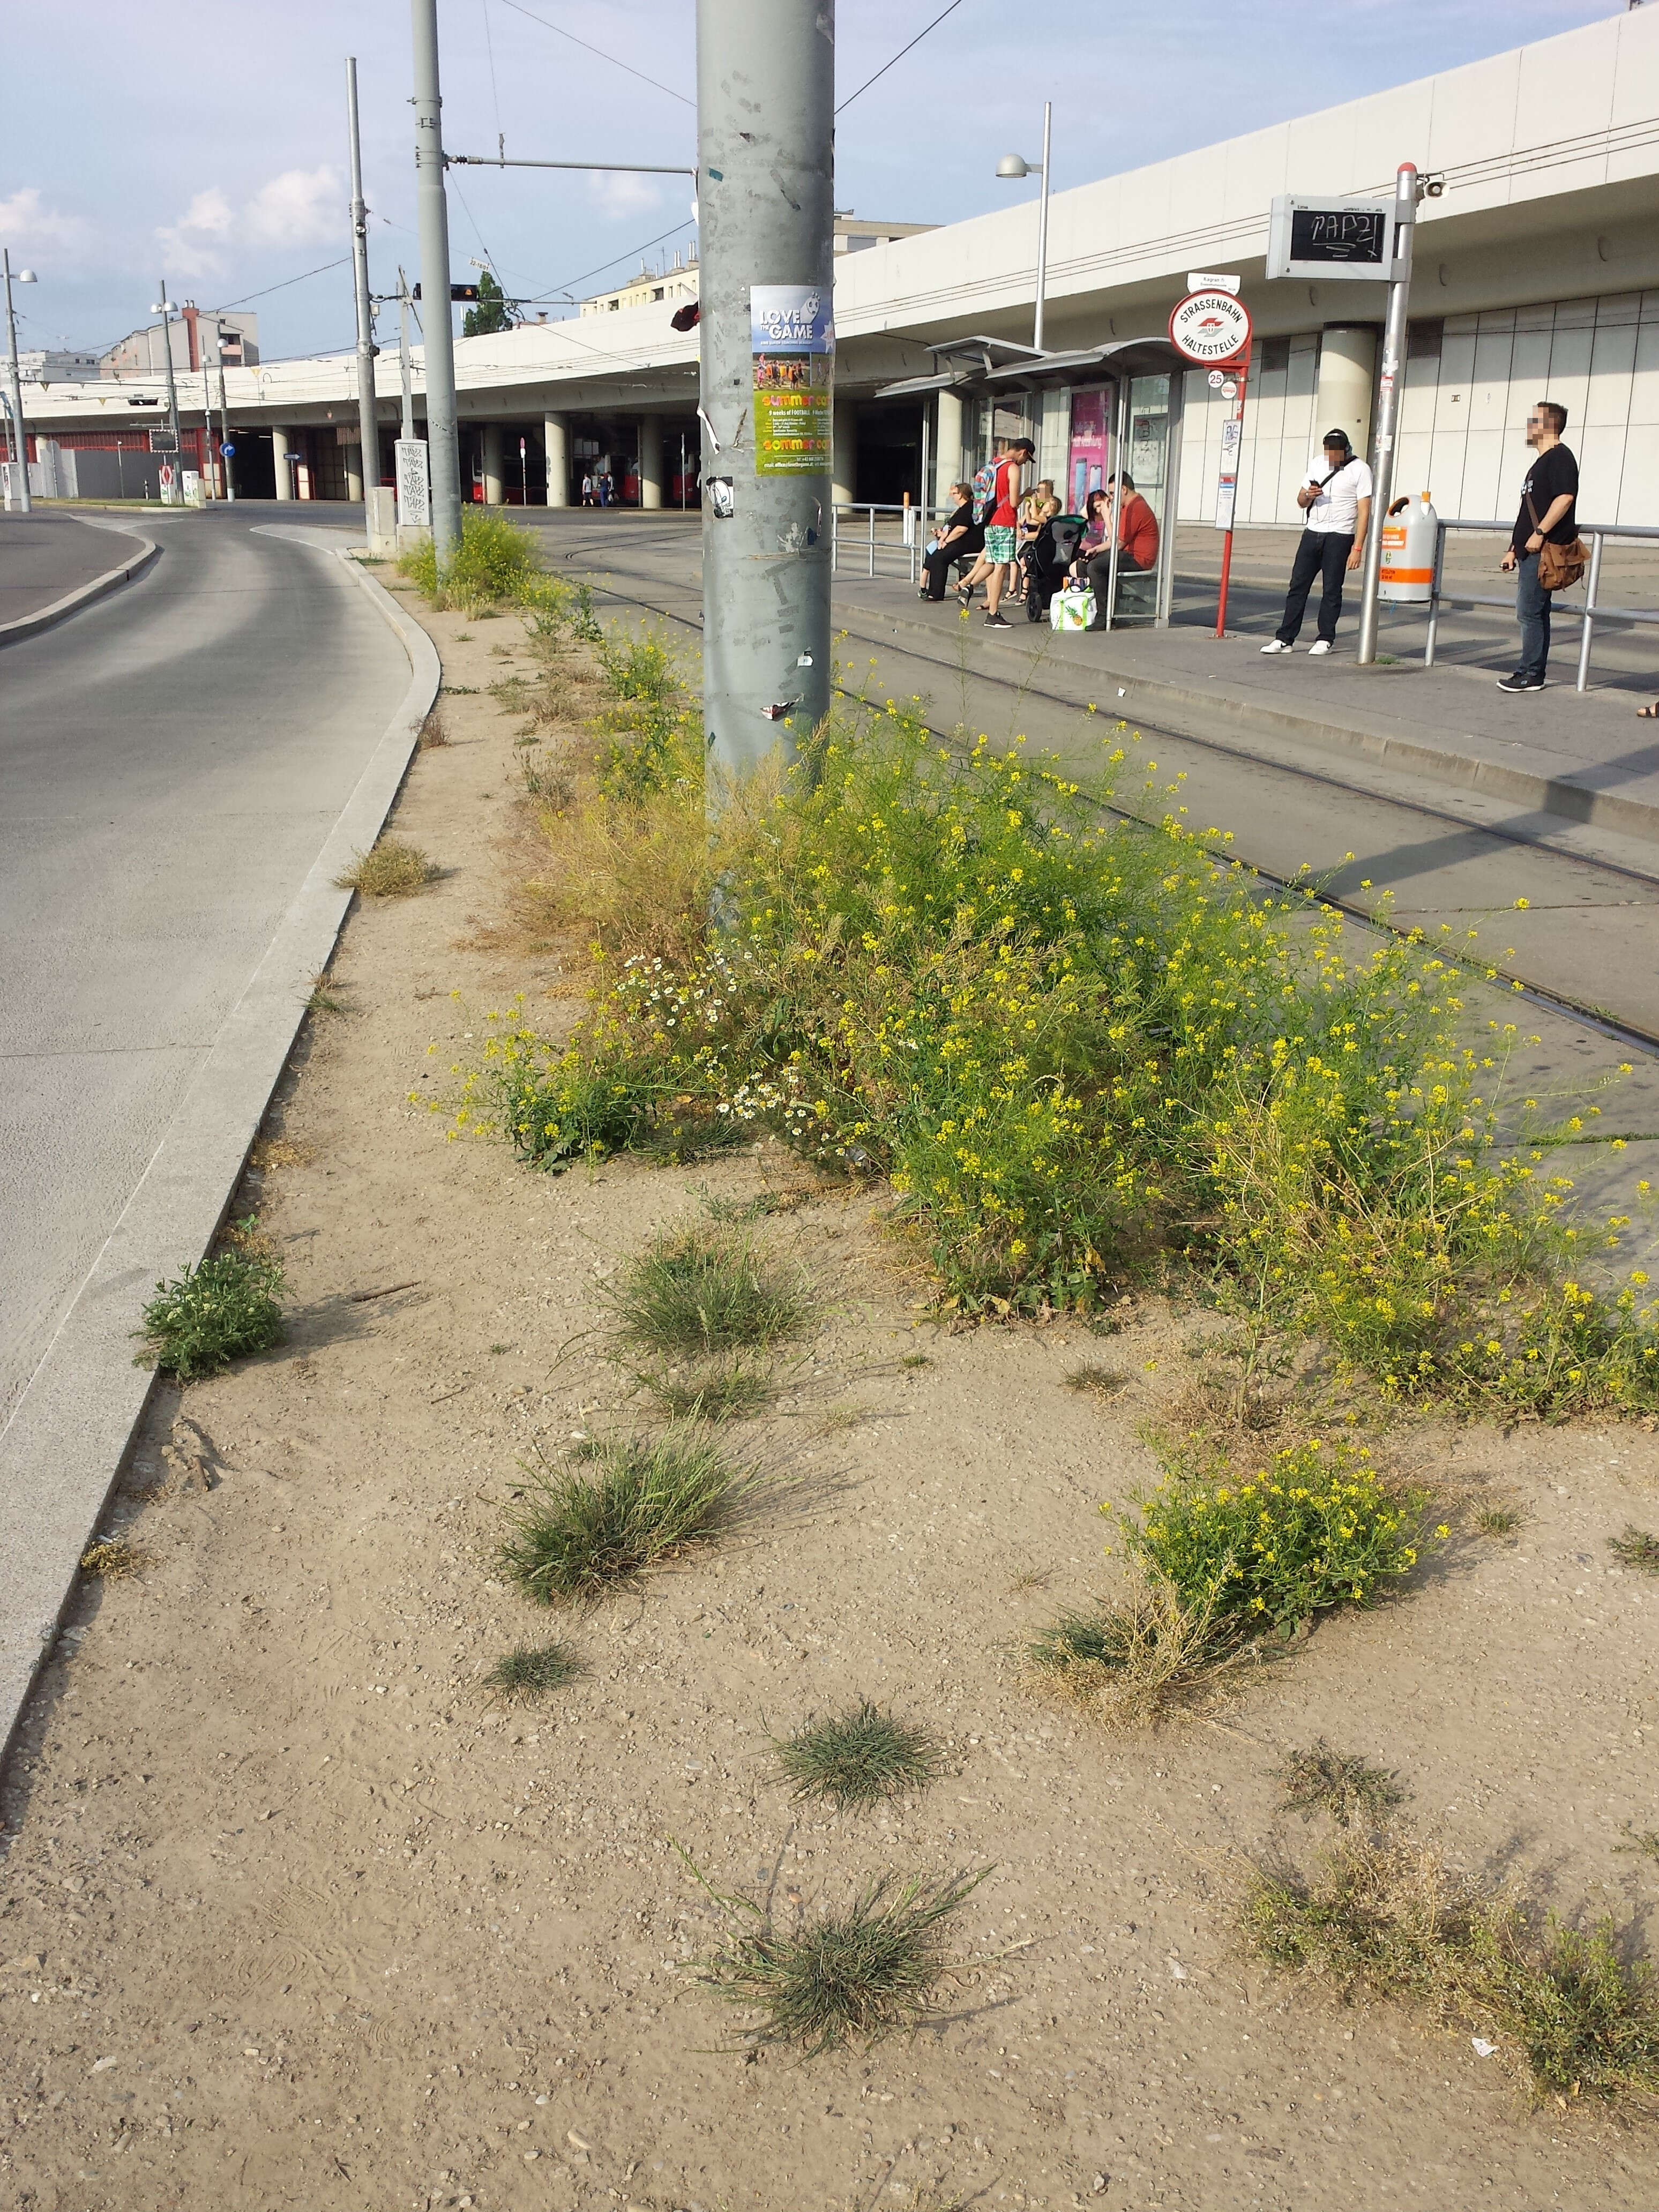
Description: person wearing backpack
1260,429,1372,655
1497,400,1582,693
954,437,1034,626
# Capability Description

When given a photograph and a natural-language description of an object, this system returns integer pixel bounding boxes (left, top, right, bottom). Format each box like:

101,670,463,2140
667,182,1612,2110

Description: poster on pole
395,437,430,529
1214,412,1243,532
750,285,833,477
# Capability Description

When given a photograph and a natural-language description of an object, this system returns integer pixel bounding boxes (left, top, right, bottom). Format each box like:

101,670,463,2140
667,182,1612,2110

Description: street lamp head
17,269,37,285
996,154,1033,180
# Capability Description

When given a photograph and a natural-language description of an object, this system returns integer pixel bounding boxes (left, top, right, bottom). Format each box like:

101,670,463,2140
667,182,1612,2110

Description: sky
0,0,1628,365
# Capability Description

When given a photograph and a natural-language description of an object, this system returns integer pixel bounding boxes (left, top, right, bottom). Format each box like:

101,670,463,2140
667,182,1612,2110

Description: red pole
1215,362,1248,638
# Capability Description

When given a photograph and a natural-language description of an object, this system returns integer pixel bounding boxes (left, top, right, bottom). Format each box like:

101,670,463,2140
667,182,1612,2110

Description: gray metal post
411,0,461,562
1033,100,1052,354
1575,532,1604,693
2,251,31,513
1356,163,1418,666
219,354,235,501
397,267,415,441
154,279,184,500
696,0,834,783
347,57,381,508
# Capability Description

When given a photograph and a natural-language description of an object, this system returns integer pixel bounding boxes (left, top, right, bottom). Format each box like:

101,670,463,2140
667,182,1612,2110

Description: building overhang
875,334,1186,402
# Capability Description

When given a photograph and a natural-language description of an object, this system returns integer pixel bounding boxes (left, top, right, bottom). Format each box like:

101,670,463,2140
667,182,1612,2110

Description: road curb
0,530,441,1776
873,598,1659,849
0,518,161,647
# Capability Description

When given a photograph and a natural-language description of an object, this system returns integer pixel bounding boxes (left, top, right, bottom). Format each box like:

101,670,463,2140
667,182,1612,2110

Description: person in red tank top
955,437,1034,626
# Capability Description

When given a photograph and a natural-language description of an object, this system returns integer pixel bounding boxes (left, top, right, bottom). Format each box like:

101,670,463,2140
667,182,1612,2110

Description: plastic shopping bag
1050,587,1095,631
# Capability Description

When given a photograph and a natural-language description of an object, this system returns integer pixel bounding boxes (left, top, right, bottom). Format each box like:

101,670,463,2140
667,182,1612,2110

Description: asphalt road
0,511,150,624
0,509,410,1426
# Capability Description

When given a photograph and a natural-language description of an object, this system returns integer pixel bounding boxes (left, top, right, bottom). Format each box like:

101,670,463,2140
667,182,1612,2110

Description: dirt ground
6,577,1659,2212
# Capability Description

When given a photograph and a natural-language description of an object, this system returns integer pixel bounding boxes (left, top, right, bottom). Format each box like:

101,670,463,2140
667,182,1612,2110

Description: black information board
1289,206,1388,267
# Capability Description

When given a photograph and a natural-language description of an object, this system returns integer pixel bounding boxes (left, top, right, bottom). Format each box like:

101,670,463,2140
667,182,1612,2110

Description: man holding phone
1260,428,1372,656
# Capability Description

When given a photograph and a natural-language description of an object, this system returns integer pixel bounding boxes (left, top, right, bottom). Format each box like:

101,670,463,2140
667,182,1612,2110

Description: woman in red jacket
1083,473,1160,628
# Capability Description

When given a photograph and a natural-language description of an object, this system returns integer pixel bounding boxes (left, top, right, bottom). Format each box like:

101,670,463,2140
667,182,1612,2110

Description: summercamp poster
750,284,834,477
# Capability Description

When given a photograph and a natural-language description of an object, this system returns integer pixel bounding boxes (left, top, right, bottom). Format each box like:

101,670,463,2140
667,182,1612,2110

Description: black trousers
1276,529,1354,644
923,541,975,600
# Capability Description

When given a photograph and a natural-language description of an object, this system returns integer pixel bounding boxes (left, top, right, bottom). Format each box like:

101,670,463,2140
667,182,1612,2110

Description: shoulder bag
1526,494,1589,592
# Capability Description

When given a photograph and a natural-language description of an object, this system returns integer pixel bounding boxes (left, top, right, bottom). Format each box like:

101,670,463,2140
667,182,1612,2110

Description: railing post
868,504,876,580
1575,532,1604,695
1424,519,1445,667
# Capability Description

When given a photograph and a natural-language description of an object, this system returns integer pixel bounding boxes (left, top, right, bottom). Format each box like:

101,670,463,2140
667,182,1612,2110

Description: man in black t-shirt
1496,399,1579,693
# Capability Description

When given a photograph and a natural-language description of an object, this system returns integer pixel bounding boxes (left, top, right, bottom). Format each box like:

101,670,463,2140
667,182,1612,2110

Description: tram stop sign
1169,288,1252,368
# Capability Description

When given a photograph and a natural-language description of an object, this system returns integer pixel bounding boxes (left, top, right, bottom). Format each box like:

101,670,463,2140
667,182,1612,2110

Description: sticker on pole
395,436,430,529
750,284,833,478
1169,288,1252,367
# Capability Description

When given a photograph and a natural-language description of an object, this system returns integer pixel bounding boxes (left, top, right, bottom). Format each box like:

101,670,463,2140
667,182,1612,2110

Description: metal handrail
830,500,955,584
1420,518,1659,693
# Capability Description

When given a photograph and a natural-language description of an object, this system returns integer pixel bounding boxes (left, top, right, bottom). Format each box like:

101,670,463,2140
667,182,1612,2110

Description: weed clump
638,1359,774,1423
1118,1437,1439,1634
1277,1740,1408,1828
397,508,541,615
609,1222,812,1358
498,1430,753,1604
773,1700,944,1808
1476,1503,1525,1537
335,840,438,898
137,1238,285,1379
1244,1832,1659,2103
79,1536,146,1580
1066,1363,1127,1400
1027,1582,1250,1728
484,1643,581,1700
693,1868,988,2056
1608,1526,1659,1573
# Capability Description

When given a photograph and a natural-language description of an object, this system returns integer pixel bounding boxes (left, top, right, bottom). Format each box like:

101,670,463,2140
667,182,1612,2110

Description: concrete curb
872,597,1659,849
0,516,160,647
0,529,440,1776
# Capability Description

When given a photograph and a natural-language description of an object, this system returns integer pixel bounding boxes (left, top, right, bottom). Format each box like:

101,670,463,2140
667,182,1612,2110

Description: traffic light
410,283,482,302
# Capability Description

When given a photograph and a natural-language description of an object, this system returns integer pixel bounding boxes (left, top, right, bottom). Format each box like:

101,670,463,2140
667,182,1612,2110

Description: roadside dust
4,579,1659,2211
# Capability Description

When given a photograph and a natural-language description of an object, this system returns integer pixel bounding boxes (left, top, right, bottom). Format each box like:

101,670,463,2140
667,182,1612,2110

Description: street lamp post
216,347,235,502
996,101,1052,353
3,250,39,513
150,280,184,502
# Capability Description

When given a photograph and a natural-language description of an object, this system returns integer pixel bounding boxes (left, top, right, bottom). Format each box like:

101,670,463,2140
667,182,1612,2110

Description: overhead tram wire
836,0,970,113
494,0,693,106
204,255,354,315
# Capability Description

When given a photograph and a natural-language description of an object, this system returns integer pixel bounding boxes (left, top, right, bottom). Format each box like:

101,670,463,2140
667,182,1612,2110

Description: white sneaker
1307,639,1332,655
1260,639,1291,654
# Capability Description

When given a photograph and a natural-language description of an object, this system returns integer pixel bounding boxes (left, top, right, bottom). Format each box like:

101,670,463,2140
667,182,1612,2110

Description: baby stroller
1023,514,1085,622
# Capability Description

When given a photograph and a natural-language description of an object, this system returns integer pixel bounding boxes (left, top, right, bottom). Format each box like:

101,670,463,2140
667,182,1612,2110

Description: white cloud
0,186,94,270
154,166,341,281
586,171,662,219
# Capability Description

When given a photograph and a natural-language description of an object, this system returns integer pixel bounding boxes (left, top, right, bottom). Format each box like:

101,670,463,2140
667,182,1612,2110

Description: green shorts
984,524,1017,562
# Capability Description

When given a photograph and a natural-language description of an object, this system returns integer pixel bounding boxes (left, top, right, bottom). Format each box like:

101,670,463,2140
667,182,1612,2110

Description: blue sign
220,441,236,457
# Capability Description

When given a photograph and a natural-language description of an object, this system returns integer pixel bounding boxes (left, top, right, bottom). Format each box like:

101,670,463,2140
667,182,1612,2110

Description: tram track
538,536,1659,1062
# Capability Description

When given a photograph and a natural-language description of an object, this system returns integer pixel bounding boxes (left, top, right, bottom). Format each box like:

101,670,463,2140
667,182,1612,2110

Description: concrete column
481,421,504,505
935,388,965,510
831,395,858,508
1316,326,1378,465
272,426,293,501
345,444,364,503
637,416,663,509
543,411,569,506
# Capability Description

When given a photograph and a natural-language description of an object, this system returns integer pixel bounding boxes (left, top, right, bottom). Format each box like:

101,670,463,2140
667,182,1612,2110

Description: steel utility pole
695,0,834,783
397,267,414,441
347,56,382,509
217,347,234,500
2,249,34,513
1356,163,1419,666
411,0,461,562
152,279,184,500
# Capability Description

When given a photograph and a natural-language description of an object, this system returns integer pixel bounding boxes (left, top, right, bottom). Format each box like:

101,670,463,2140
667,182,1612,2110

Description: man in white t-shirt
1261,428,1374,656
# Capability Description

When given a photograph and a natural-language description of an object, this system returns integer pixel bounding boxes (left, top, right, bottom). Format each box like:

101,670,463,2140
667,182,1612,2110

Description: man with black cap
1260,428,1373,657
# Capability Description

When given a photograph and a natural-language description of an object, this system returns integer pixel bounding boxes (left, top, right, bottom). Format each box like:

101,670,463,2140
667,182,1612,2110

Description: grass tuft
1608,1526,1659,1573
1027,1581,1252,1728
498,1429,754,1604
335,840,439,898
484,1643,581,1700
79,1536,147,1580
1277,1739,1409,1829
608,1222,812,1359
772,1699,944,1808
693,1868,988,2056
418,708,451,749
1475,1503,1525,1538
1245,1831,1659,2103
636,1359,774,1423
1065,1363,1127,1399
137,1237,285,1380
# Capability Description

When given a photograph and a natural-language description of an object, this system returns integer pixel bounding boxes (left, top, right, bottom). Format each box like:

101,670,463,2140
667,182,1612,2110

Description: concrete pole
1315,326,1377,463
346,444,365,501
481,421,504,504
155,279,184,502
543,410,568,505
218,356,235,501
637,416,662,509
412,0,462,562
1033,100,1052,354
272,425,293,500
347,58,381,507
831,394,858,509
2,250,32,513
397,269,414,442
1356,165,1419,667
696,0,833,780
935,387,964,509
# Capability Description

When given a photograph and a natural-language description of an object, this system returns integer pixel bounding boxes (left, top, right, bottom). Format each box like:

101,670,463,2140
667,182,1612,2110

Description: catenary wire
836,0,970,113
495,0,693,107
